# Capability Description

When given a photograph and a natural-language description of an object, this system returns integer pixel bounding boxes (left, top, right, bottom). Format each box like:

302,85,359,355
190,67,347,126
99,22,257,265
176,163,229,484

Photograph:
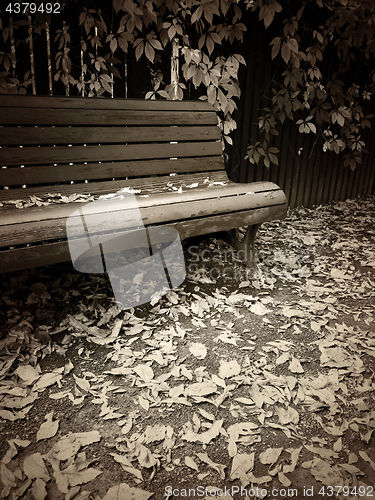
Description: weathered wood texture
0,95,288,273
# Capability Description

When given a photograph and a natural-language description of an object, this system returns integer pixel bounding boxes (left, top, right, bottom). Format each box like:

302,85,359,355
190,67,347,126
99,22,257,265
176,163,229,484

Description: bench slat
0,186,287,247
0,170,229,201
1,180,282,223
0,109,218,126
0,204,287,273
0,95,213,111
0,126,221,146
0,141,223,166
0,157,225,189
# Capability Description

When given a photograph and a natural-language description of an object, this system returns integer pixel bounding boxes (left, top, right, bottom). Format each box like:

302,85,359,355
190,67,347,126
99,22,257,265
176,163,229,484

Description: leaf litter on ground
0,197,375,498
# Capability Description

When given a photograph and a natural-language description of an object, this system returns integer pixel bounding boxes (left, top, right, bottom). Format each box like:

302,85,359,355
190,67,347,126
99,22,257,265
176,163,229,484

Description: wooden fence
1,9,374,208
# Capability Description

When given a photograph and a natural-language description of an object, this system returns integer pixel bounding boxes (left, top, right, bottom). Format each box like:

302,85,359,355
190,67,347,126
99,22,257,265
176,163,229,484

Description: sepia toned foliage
1,0,375,166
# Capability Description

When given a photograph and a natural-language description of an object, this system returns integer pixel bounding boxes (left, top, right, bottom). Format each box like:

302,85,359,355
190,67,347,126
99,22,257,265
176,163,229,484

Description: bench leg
229,224,261,269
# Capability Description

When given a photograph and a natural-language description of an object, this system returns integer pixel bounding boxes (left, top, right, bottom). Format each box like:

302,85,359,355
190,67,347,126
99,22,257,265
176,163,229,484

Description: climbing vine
1,0,375,168
246,0,375,170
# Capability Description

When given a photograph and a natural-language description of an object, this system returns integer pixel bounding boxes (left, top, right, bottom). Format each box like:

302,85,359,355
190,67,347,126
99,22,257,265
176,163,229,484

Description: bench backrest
0,95,224,201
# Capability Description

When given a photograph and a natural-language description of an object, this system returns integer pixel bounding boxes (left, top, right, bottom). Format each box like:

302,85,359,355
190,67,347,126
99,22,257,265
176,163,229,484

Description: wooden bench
0,95,287,275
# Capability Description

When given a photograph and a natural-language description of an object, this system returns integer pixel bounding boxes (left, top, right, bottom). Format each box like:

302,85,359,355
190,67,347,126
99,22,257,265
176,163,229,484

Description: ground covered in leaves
0,197,375,500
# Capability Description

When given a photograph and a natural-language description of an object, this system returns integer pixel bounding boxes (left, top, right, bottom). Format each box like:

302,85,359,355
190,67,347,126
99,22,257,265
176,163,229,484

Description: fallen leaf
183,419,223,445
31,478,47,500
120,418,133,435
230,453,254,487
1,391,38,409
133,365,154,383
198,408,215,421
2,438,30,464
185,381,217,397
250,303,270,315
185,456,199,471
282,307,305,318
278,471,291,487
276,406,299,425
305,445,338,460
333,437,342,452
219,360,241,379
33,372,62,392
103,483,153,500
37,411,59,441
234,397,255,406
137,444,157,468
196,452,226,479
15,365,41,385
24,453,50,481
249,384,264,408
52,431,101,461
73,374,91,392
359,450,375,471
288,357,304,374
61,464,102,487
259,447,283,465
0,463,16,497
276,352,290,365
110,453,133,467
189,343,207,359
144,424,166,443
283,447,302,474
110,454,143,480
310,458,344,486
138,395,150,411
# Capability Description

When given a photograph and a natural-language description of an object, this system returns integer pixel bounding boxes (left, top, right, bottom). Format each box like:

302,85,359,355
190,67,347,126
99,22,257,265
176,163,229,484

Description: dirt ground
0,197,374,500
